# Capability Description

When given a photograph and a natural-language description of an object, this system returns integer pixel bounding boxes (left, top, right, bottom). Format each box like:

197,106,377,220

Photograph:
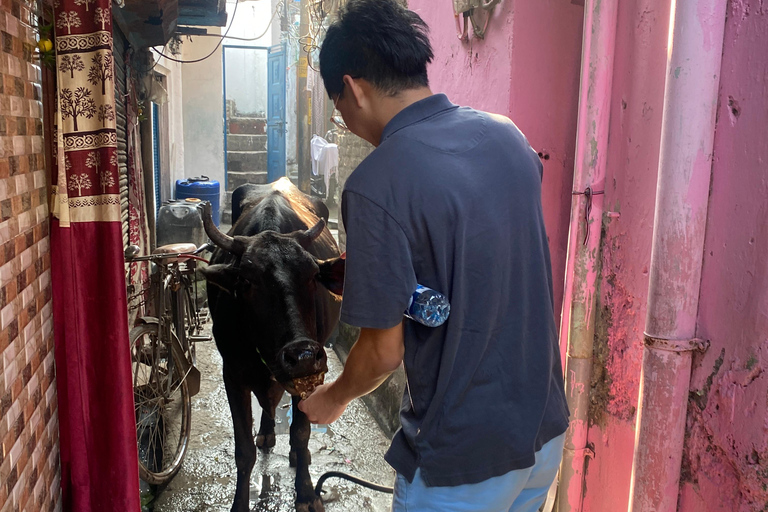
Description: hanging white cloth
311,135,339,198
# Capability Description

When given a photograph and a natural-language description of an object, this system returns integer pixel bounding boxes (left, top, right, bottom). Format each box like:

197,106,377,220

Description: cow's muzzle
278,338,327,378
277,339,327,399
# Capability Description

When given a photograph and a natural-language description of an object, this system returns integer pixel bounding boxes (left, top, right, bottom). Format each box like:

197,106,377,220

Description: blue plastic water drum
176,176,220,226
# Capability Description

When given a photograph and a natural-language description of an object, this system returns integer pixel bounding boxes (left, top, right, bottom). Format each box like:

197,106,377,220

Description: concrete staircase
223,116,268,224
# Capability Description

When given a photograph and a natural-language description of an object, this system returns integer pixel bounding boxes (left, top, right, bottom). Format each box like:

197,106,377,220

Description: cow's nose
279,339,326,376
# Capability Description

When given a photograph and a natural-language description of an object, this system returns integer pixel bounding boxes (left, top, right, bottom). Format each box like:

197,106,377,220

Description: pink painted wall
573,0,768,509
407,0,584,320
679,3,768,511
581,0,671,509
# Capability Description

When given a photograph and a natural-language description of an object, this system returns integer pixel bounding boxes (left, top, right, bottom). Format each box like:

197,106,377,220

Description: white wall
180,28,225,202
222,0,275,116
151,57,185,194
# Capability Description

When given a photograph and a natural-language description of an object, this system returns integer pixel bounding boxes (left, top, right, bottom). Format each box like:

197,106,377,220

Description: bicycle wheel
130,323,191,485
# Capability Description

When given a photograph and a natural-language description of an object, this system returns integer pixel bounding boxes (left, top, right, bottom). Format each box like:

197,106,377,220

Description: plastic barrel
176,176,220,226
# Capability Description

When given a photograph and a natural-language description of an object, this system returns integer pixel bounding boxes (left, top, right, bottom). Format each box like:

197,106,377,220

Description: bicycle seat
152,243,197,261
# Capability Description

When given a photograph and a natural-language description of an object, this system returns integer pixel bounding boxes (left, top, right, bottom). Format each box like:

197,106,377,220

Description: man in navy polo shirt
298,1,569,510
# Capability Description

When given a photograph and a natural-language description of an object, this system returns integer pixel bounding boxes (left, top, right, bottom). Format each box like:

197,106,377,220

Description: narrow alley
0,0,766,512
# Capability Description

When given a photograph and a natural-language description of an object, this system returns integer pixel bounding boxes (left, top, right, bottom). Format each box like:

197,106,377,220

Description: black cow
200,178,344,512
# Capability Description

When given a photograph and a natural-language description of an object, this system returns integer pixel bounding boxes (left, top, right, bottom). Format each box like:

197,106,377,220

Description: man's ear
199,264,241,294
344,75,366,109
317,257,345,296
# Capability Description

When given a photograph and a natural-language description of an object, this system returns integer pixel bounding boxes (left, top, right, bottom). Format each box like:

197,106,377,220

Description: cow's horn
297,219,326,249
201,201,245,255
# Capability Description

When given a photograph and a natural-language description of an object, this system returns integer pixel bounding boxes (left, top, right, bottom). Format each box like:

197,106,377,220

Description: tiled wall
0,2,60,511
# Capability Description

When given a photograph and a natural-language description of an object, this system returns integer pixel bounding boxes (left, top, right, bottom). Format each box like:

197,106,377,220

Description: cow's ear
200,264,241,294
317,257,345,296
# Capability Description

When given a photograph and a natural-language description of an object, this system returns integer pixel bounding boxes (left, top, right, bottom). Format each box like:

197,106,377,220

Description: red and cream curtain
49,0,140,509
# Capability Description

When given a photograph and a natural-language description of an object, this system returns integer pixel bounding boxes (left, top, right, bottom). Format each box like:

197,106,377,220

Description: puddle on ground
149,327,394,512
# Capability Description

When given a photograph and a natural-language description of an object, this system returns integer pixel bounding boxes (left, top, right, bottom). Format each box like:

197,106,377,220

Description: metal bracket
572,186,605,245
644,334,710,353
454,0,502,41
578,445,596,459
562,442,596,459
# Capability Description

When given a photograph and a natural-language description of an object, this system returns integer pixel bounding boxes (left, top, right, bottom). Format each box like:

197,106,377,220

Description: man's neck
370,87,433,146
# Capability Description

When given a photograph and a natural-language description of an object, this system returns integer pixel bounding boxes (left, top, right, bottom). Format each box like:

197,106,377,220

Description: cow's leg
223,365,255,512
255,380,283,450
290,395,323,512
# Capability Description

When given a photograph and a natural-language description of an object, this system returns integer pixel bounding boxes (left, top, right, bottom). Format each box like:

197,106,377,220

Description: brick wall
0,3,60,512
334,130,373,251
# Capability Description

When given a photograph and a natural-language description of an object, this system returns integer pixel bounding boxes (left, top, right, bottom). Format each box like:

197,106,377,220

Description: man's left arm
298,322,405,424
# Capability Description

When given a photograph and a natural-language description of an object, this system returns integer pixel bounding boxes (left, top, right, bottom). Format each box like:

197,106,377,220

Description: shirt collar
380,94,458,143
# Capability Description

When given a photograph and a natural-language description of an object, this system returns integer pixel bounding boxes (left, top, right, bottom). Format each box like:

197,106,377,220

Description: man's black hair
319,0,434,98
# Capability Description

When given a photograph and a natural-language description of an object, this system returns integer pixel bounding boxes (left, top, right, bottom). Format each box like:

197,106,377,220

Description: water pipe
627,0,727,510
555,0,619,511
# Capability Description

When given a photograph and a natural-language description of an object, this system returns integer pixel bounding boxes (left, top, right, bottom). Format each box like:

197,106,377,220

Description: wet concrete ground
150,327,395,512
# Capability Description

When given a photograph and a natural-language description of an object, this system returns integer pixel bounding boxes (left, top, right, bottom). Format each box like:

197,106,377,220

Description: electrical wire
145,40,169,73
151,0,240,64
184,0,283,42
302,0,335,71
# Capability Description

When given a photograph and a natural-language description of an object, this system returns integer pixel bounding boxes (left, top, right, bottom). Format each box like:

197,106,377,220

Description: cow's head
199,202,344,399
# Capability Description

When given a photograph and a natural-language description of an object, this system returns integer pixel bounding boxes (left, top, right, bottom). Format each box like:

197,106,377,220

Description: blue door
267,44,287,182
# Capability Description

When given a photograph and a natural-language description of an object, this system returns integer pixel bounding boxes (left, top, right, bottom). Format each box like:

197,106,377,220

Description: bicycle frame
128,245,211,398
158,261,201,397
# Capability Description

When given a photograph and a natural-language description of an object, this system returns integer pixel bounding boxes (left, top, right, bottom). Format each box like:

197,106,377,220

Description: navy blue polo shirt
340,94,569,487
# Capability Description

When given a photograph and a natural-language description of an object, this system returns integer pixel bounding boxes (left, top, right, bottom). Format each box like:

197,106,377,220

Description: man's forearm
329,322,405,406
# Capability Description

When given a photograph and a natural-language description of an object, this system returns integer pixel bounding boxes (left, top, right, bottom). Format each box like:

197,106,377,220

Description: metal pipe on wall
627,0,727,510
556,0,619,510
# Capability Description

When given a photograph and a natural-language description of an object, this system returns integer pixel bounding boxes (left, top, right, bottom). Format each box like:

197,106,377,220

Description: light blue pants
391,433,565,512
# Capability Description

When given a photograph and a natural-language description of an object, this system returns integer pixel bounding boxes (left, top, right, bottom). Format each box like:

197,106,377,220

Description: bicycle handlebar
125,241,215,263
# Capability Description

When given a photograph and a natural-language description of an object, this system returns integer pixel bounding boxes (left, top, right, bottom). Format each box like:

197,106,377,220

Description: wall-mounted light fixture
453,0,501,41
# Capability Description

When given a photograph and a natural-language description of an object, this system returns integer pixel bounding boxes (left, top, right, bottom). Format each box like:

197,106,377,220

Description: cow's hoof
256,433,276,450
289,450,311,467
295,497,324,512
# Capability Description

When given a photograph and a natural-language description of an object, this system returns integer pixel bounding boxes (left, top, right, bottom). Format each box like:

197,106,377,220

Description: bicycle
125,241,213,485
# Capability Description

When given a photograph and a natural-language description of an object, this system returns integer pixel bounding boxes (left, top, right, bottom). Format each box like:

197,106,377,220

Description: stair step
226,170,268,191
227,134,267,151
228,117,266,135
227,151,267,173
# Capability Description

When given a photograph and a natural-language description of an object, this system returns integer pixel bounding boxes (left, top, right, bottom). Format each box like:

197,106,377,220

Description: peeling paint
684,345,768,510
681,0,768,509
590,304,613,426
690,348,726,411
582,1,670,509
590,219,643,424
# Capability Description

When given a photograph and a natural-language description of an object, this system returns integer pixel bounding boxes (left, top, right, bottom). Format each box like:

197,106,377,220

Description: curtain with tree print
49,0,140,509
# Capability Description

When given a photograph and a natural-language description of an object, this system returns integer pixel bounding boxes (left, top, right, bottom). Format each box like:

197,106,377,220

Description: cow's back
218,177,336,262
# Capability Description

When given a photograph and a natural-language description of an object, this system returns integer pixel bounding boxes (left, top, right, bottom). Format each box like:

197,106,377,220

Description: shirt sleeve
340,190,417,329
